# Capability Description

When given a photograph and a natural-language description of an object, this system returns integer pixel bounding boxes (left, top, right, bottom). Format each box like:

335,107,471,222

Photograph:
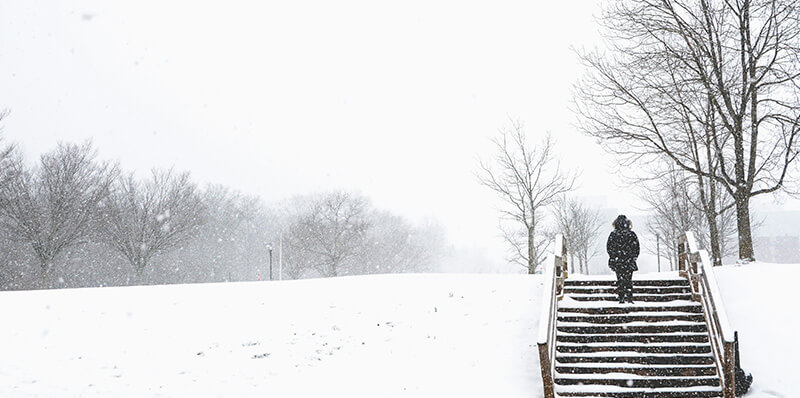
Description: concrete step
556,386,722,397
552,275,721,398
557,342,712,354
563,286,691,295
557,323,707,335
564,279,689,287
556,364,718,376
556,353,715,365
557,333,709,344
558,304,702,315
557,313,705,324
555,375,720,388
568,293,694,302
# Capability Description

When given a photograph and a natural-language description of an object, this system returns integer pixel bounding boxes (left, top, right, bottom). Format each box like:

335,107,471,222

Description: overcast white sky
1,1,796,272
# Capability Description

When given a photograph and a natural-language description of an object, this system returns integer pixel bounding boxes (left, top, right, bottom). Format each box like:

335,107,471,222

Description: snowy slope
0,274,543,397
715,262,800,398
1,264,793,398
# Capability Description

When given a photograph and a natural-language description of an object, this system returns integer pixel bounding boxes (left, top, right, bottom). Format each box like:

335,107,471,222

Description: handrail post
680,231,738,398
537,235,566,398
724,341,736,398
677,235,688,278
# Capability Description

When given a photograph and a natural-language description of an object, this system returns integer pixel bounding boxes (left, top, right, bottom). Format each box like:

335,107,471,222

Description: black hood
613,215,631,230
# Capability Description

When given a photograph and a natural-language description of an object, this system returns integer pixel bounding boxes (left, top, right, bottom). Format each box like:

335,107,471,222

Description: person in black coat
607,215,640,303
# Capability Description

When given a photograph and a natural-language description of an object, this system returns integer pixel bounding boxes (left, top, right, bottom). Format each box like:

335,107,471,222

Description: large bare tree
0,142,117,281
575,0,800,261
478,121,576,273
100,169,204,279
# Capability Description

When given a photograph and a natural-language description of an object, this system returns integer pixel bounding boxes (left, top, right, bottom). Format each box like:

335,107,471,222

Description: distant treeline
0,136,444,290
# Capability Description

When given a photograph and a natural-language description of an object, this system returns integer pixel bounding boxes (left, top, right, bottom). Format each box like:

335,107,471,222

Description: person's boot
626,289,634,304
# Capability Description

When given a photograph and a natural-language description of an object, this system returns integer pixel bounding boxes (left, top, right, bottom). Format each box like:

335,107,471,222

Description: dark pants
615,269,633,302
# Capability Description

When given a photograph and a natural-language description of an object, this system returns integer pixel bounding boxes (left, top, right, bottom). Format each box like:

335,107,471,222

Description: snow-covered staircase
553,276,723,397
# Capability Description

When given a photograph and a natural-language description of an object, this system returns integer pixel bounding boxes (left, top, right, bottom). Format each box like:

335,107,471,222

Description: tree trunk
527,225,535,274
698,175,723,266
569,253,576,274
734,193,755,262
39,259,55,289
582,253,590,275
707,213,723,266
136,264,145,285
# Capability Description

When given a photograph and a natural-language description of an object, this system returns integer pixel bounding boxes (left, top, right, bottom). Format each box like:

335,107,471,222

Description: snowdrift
715,262,800,397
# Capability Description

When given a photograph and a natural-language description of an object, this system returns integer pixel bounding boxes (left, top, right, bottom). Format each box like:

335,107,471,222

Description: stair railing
537,234,568,398
678,231,736,398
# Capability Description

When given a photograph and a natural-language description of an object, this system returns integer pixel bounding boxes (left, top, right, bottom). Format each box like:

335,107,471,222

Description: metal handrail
537,234,567,398
678,231,736,398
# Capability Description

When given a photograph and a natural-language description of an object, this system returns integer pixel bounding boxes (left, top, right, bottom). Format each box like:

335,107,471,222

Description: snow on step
556,385,722,392
565,271,683,281
557,320,705,328
558,341,711,348
567,293,693,302
563,287,690,294
557,351,713,359
559,297,699,308
557,314,706,324
555,373,720,381
557,361,715,367
555,384,723,396
559,311,702,317
556,364,718,377
557,342,712,354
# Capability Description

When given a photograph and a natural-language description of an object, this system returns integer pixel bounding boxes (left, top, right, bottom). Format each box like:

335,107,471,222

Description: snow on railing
678,231,736,398
537,234,567,398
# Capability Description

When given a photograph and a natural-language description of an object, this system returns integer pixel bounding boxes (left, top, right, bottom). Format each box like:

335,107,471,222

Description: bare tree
158,185,275,283
100,169,204,280
283,192,370,277
0,142,117,283
0,110,16,180
280,192,443,278
639,162,738,268
641,165,706,269
356,213,444,274
551,196,603,274
477,120,576,273
575,0,800,262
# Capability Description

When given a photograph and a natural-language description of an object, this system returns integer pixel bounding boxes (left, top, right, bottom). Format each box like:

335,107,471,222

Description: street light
657,234,661,272
268,243,273,281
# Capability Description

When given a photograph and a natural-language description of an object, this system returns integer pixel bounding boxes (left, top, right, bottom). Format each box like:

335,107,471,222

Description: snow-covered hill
0,274,543,397
0,263,794,397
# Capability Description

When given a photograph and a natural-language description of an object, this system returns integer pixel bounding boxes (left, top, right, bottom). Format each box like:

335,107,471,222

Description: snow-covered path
0,274,543,397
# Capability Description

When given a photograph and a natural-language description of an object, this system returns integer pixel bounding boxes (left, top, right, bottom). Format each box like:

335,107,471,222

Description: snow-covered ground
0,263,794,397
0,274,543,397
715,262,800,398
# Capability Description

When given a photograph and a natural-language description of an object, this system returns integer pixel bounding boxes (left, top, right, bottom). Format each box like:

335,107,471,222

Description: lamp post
268,243,273,281
657,234,661,272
